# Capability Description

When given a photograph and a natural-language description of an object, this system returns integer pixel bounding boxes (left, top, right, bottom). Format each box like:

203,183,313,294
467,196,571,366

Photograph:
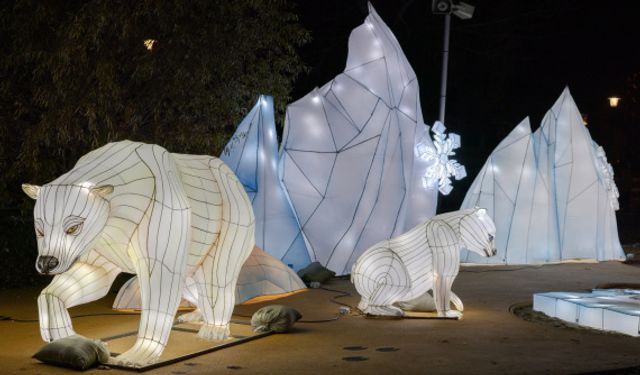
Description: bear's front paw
197,323,230,341
177,309,203,323
438,310,463,319
111,340,163,367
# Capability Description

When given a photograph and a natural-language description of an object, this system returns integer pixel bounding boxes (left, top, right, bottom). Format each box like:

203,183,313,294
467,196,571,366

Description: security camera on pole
431,0,475,123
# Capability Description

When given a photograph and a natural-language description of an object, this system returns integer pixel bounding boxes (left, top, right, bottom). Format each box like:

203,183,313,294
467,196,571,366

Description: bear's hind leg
191,263,237,340
362,283,407,316
177,277,204,323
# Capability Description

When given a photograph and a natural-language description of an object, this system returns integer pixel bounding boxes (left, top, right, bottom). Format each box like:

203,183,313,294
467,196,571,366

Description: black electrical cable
231,285,361,323
460,265,542,273
0,312,140,323
2,285,360,324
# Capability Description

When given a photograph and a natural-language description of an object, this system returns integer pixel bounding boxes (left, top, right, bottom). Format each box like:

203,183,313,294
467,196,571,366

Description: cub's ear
22,184,41,200
476,207,487,215
91,185,114,198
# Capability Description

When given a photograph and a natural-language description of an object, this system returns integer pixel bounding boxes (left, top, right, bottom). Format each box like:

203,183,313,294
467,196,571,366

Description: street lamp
432,0,475,123
143,39,157,51
608,96,621,108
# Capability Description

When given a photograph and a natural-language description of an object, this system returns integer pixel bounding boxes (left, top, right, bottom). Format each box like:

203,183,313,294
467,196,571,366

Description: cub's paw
365,305,405,317
177,309,203,323
438,310,463,319
198,323,230,341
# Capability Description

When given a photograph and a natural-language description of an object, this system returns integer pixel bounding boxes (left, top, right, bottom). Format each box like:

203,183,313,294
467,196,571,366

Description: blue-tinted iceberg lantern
221,95,311,270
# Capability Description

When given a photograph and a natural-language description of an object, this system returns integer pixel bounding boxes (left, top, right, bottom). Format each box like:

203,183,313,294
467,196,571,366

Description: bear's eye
488,234,494,242
63,216,85,236
35,228,44,237
65,223,82,235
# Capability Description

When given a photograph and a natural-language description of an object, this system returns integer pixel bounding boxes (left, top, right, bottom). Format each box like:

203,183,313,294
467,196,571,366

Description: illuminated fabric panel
24,141,255,366
351,208,496,317
534,289,640,336
462,88,623,264
221,95,311,270
279,4,438,276
113,247,306,310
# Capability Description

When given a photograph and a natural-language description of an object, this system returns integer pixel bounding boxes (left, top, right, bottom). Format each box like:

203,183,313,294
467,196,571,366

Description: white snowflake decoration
417,121,466,195
594,145,620,210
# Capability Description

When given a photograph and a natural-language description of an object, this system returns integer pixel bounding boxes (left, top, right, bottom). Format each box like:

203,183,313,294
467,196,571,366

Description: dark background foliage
0,0,309,287
0,0,309,207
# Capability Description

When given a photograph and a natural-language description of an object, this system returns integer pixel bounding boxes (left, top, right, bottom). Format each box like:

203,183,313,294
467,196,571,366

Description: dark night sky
291,0,640,211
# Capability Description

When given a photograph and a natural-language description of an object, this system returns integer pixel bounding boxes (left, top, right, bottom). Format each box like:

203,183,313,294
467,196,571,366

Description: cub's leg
432,246,461,318
38,251,120,341
352,248,411,316
362,284,407,316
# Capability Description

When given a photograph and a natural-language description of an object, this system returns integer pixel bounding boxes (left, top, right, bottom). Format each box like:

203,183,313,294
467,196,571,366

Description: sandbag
297,262,335,284
33,335,109,370
251,305,302,333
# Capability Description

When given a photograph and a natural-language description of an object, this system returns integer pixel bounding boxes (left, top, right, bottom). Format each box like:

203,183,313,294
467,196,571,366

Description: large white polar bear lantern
22,141,255,366
351,208,496,317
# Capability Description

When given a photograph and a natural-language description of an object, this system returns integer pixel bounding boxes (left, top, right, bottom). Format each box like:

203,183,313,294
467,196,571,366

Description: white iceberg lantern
461,88,624,264
279,4,438,276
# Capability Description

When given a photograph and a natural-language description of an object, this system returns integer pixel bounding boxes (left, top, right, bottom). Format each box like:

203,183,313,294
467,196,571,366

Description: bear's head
459,208,496,258
22,183,113,275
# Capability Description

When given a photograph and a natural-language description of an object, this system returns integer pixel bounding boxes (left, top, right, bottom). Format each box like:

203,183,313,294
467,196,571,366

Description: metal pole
439,13,451,123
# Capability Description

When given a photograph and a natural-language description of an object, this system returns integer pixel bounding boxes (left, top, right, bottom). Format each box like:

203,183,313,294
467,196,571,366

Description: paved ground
1,261,640,374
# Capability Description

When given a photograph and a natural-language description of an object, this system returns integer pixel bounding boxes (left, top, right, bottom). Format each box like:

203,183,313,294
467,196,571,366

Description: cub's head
459,208,496,258
22,183,113,275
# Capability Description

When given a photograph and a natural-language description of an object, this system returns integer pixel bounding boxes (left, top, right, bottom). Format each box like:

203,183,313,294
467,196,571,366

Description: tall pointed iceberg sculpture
279,4,438,275
221,95,311,270
462,88,623,264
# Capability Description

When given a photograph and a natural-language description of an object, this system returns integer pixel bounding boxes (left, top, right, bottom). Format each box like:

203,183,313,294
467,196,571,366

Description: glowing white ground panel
533,289,640,336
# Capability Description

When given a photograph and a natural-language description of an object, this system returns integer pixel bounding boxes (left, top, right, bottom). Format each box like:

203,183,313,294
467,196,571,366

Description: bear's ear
22,184,41,200
91,185,114,198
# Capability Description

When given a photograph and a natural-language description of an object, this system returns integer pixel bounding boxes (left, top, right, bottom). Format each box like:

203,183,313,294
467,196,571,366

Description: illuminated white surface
351,208,496,317
221,95,311,270
417,121,466,195
533,290,640,336
113,246,306,310
461,88,623,264
279,4,438,276
23,141,255,366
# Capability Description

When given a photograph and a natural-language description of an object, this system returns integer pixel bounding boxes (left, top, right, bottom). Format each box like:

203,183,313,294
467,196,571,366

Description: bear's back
172,153,224,267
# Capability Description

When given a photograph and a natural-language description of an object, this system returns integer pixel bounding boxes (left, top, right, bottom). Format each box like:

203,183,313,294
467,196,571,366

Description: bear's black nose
37,256,59,274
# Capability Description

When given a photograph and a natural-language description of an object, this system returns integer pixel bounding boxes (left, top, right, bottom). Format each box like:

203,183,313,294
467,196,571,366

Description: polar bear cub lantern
351,208,496,317
22,141,255,366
